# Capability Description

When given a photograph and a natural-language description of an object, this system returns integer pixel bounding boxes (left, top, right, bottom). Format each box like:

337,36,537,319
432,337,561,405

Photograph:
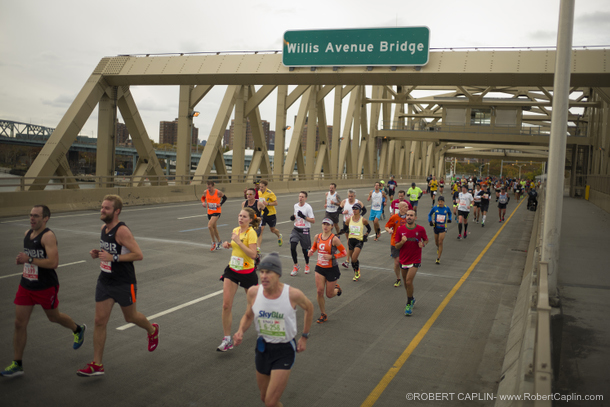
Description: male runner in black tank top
1,205,86,378
77,195,159,377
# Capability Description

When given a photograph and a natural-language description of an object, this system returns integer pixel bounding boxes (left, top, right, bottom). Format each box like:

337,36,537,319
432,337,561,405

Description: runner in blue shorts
367,182,387,241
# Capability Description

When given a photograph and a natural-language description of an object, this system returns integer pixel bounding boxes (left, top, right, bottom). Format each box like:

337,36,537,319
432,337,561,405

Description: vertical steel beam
331,87,343,176
97,91,117,188
306,86,318,175
284,88,311,178
233,86,246,181
176,85,194,185
274,85,288,177
542,0,575,303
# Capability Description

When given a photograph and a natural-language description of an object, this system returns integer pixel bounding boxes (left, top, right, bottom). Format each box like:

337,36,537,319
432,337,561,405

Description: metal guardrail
1,173,427,191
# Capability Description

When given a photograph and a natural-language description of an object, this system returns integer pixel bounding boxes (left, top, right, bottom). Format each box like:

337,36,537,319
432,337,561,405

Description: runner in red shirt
395,210,428,316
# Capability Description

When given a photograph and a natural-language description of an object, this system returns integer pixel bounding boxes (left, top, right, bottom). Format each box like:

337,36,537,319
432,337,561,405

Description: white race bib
349,225,362,237
436,214,446,223
100,260,112,273
257,317,287,337
23,263,39,281
318,252,330,266
230,255,245,270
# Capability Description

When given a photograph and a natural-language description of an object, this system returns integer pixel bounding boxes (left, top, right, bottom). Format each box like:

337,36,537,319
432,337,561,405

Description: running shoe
278,234,283,247
335,283,342,296
217,337,233,352
482,222,485,227
502,218,505,222
463,233,467,239
215,243,222,250
1,361,24,377
457,234,462,240
499,219,502,223
73,324,87,350
341,261,349,269
404,299,416,316
304,264,310,274
353,269,360,281
394,279,401,287
291,265,299,276
148,323,159,352
210,242,216,251
316,313,328,324
436,259,440,265
76,362,104,377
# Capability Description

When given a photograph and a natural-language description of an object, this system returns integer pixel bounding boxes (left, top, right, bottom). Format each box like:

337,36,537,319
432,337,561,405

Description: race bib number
436,214,446,223
349,225,362,237
230,256,245,270
257,317,287,337
318,253,330,266
499,196,508,204
100,260,112,273
208,203,217,210
23,263,39,281
483,194,489,199
411,194,418,200
295,217,306,227
460,199,468,206
401,263,415,269
372,203,381,210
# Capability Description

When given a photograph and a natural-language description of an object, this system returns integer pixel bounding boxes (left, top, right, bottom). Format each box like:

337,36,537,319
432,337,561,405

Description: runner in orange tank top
308,218,347,324
201,181,227,251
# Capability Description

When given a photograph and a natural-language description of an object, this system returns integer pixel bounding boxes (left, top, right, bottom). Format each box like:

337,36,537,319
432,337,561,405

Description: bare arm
99,225,143,263
290,287,314,352
17,230,59,269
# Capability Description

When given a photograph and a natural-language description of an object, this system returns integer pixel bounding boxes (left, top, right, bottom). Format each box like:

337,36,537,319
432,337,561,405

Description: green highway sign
282,27,430,67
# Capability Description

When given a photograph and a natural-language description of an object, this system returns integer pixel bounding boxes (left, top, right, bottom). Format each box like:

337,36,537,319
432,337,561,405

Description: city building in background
159,119,199,145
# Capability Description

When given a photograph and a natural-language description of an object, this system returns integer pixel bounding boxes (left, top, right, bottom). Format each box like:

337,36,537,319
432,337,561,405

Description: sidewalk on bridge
553,195,610,401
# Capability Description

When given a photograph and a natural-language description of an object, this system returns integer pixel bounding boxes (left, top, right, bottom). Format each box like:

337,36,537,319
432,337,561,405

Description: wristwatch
113,254,119,262
301,332,310,339
28,257,34,264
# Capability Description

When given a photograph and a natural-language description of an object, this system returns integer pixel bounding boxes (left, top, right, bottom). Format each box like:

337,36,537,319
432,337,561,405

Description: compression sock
458,224,462,234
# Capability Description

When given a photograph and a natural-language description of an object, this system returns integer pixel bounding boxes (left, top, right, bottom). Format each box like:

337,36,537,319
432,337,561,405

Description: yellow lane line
361,198,526,407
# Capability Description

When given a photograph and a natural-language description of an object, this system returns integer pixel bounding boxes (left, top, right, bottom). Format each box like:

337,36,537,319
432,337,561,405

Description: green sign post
282,27,430,67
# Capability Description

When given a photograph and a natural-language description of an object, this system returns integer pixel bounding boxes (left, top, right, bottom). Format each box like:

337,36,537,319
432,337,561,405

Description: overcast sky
1,0,609,144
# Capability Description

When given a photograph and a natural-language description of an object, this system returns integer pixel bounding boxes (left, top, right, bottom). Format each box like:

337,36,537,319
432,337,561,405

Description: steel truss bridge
19,47,610,191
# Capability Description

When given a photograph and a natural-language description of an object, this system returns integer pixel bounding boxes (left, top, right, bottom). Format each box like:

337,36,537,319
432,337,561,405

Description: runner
289,192,315,276
243,187,266,260
379,180,387,220
395,209,428,316
1,205,86,378
406,182,423,215
233,252,313,407
479,183,491,227
438,177,445,194
308,218,347,323
390,190,412,215
425,174,432,195
498,187,510,222
343,203,371,281
324,183,342,235
367,182,387,240
456,184,474,240
258,179,283,249
387,175,398,202
201,181,227,251
216,207,260,352
428,196,452,264
77,195,158,377
339,189,362,268
451,184,460,218
428,176,439,206
385,201,410,287
472,183,482,223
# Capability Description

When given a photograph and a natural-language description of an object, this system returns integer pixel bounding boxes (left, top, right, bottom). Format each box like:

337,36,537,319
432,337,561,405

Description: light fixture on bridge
283,126,291,131
189,111,200,118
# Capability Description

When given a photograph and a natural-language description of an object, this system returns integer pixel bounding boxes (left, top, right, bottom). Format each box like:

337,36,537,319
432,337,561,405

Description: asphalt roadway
0,185,534,407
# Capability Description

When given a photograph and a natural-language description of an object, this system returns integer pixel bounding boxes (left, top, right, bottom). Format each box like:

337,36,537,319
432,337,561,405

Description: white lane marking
116,289,224,330
0,260,86,279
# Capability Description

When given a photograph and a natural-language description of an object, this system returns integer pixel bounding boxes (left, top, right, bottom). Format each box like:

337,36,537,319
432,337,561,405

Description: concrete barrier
0,176,427,218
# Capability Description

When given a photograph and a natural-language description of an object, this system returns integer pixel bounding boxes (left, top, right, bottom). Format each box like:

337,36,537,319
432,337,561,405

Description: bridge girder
21,49,610,190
